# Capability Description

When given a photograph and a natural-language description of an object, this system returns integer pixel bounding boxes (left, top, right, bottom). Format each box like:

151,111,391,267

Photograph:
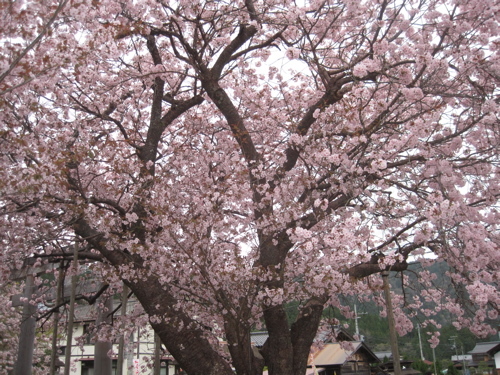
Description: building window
81,360,118,375
82,324,95,345
81,360,94,375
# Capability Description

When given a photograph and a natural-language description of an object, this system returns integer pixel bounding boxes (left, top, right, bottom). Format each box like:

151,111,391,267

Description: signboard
133,359,140,375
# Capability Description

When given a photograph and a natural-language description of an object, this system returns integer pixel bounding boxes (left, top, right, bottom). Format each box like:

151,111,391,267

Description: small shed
308,341,380,375
467,341,500,375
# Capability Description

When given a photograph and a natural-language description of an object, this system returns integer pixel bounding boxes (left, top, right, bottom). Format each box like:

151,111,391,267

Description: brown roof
309,342,379,367
310,343,357,366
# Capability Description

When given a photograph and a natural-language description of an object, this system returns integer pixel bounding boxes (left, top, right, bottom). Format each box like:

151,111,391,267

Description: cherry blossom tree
0,280,52,374
0,282,25,373
1,0,499,374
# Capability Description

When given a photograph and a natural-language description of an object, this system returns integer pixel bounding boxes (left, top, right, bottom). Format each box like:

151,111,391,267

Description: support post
432,346,438,375
64,244,79,375
382,270,402,375
116,285,129,375
50,260,65,375
14,273,37,375
94,293,113,375
461,345,468,375
154,332,162,375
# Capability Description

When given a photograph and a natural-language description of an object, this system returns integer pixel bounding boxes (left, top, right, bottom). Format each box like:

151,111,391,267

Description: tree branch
282,75,354,172
0,0,70,92
210,24,258,80
37,284,109,322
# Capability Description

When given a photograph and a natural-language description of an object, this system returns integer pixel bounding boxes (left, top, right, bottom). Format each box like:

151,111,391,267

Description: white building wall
452,355,473,362
494,352,500,371
59,323,178,375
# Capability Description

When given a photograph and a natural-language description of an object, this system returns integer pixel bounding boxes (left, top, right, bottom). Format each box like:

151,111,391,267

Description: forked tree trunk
73,220,323,375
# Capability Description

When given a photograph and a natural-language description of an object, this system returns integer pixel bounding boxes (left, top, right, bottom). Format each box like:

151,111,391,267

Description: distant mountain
283,260,497,362
341,261,497,361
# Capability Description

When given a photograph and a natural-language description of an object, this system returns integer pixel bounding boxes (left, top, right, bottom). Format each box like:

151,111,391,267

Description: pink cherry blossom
1,0,499,374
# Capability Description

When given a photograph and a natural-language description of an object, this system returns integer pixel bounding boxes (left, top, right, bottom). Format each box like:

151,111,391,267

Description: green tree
412,360,431,374
448,364,461,375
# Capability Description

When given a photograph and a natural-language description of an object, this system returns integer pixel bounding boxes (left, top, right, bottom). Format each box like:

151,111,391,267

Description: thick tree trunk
256,234,325,375
73,221,322,375
126,277,235,375
262,305,294,375
224,313,264,375
290,298,325,375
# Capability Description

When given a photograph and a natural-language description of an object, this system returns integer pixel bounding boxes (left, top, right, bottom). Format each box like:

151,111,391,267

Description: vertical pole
417,324,425,361
64,243,79,375
14,272,37,375
154,333,162,375
128,330,134,373
116,285,129,375
94,294,113,375
432,347,438,375
461,345,467,375
134,326,141,375
137,327,141,359
50,260,65,375
354,304,360,337
382,271,402,375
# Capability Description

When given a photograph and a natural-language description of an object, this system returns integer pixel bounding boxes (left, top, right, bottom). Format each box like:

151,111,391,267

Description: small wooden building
467,341,500,375
307,341,380,375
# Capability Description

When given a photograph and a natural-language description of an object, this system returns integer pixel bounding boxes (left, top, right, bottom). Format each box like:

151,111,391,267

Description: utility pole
382,271,402,375
50,260,65,375
354,304,366,341
461,344,468,375
450,336,467,375
450,336,458,358
417,324,425,361
432,346,438,375
64,243,79,375
13,271,37,375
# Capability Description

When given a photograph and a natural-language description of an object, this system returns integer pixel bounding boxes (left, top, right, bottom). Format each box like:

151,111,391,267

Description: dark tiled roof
469,342,500,354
